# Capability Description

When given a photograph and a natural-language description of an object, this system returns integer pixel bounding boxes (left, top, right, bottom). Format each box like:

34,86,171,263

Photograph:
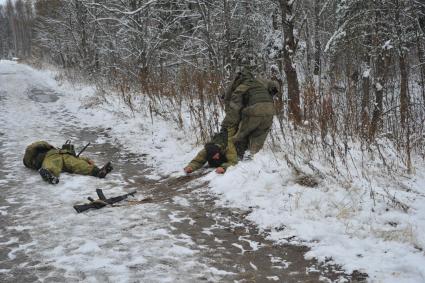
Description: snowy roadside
69,66,425,282
0,60,232,282
2,60,425,282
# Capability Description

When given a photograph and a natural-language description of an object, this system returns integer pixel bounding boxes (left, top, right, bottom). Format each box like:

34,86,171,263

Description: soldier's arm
186,148,208,172
221,84,249,129
224,74,243,109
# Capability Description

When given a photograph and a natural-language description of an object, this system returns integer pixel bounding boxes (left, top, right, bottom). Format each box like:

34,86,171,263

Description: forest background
1,0,425,171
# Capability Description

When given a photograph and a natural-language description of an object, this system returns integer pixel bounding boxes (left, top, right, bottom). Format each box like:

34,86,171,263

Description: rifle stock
73,202,105,213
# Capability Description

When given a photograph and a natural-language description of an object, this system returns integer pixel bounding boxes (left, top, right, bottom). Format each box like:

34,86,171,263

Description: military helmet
204,142,227,168
205,143,221,158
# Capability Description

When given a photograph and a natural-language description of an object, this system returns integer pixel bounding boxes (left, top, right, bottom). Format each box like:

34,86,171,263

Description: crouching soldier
23,141,113,184
184,131,237,174
221,67,278,158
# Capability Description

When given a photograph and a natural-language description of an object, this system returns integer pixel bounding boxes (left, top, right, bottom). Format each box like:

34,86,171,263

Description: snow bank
207,148,425,282
3,60,424,282
74,63,425,282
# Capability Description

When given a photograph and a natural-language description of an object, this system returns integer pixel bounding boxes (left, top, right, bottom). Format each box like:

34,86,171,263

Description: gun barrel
76,142,91,157
106,191,137,204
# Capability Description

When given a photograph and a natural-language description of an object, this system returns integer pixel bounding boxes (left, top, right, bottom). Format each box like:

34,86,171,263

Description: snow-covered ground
1,60,425,282
0,60,231,282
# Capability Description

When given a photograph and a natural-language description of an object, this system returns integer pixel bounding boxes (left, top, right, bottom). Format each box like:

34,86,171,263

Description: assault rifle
73,189,137,213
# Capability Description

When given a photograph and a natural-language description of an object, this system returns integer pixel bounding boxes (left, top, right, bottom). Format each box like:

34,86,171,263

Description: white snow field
1,60,425,282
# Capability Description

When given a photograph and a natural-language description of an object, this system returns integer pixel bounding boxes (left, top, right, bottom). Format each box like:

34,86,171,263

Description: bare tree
279,0,301,124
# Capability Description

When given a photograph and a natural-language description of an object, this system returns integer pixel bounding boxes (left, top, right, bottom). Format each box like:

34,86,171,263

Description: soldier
221,67,278,158
23,141,113,184
184,131,237,174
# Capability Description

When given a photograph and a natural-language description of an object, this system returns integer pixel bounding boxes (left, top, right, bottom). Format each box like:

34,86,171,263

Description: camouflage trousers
232,103,274,157
41,150,97,177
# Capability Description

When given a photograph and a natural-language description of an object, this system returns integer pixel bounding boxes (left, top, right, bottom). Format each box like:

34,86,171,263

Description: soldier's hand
87,159,94,165
184,166,193,174
215,167,225,174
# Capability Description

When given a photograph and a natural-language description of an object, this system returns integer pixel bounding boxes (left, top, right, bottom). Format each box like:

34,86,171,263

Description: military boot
234,141,247,160
39,168,59,184
97,162,113,178
244,151,253,161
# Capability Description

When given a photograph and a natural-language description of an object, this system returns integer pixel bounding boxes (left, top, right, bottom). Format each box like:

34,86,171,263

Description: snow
1,60,425,282
286,13,295,22
363,68,371,78
324,25,346,53
0,60,228,282
206,148,425,282
383,40,394,50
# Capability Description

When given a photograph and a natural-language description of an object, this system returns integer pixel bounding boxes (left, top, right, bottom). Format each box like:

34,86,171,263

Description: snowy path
0,61,365,282
0,62,227,282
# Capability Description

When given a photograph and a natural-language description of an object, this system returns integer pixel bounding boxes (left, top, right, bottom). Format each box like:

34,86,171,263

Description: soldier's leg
39,153,63,184
41,153,64,177
234,138,249,159
233,115,261,144
63,155,97,176
248,115,274,154
233,115,262,159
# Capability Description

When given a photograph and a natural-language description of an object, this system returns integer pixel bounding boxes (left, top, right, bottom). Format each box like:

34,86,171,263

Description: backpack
23,141,55,170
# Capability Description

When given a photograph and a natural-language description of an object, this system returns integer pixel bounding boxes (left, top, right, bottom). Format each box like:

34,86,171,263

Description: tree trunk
369,52,386,141
313,0,321,76
279,0,301,124
223,0,232,71
416,23,425,107
361,65,370,138
305,18,311,74
399,53,409,126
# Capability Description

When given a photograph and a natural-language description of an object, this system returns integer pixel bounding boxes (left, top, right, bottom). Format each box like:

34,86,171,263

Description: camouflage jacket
222,75,274,129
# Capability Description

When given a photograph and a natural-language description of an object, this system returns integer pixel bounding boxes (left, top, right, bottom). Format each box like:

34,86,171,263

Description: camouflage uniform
186,132,238,172
23,141,107,181
40,149,99,177
221,69,276,156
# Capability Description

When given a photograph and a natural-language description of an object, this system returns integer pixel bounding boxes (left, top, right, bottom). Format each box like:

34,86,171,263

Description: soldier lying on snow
23,141,113,184
184,131,238,174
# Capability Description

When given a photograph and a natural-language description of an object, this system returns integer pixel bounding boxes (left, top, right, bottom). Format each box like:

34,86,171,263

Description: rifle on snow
73,189,137,213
